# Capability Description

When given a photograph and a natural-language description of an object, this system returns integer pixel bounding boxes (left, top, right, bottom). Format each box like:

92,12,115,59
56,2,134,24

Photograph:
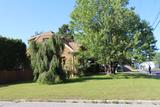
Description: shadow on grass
62,72,160,84
63,76,112,84
0,72,159,86
0,80,34,88
110,72,159,79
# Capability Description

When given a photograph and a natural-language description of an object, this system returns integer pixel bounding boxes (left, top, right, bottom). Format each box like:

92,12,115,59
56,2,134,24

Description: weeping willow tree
29,36,66,84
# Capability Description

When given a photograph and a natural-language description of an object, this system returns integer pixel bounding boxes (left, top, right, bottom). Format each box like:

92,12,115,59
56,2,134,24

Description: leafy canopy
70,0,157,68
58,24,74,40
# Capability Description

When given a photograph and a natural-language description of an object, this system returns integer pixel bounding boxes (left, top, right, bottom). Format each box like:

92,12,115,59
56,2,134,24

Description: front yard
0,72,160,101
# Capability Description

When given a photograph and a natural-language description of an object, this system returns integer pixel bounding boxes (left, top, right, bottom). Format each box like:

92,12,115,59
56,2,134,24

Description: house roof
28,31,79,52
28,31,55,42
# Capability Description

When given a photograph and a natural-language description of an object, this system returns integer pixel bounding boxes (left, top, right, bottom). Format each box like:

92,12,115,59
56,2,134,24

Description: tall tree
70,0,156,74
29,36,66,84
58,24,74,40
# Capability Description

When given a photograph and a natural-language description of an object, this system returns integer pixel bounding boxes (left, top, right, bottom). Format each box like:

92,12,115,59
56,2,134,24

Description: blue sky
0,0,75,44
0,0,160,49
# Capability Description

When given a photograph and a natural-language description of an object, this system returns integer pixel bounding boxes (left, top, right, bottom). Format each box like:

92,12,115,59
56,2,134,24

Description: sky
0,0,75,45
0,0,160,49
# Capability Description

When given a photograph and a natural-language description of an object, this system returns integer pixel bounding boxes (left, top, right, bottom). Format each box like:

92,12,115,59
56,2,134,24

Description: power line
154,18,160,31
152,11,160,27
152,6,160,30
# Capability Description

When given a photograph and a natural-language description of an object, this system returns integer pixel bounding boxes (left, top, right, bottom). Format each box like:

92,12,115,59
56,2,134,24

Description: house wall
61,46,74,71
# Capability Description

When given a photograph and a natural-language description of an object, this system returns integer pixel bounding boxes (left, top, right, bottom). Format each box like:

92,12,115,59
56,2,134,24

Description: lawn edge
1,99,160,105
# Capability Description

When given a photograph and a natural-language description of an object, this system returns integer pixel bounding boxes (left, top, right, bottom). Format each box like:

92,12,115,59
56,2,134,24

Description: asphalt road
0,102,160,107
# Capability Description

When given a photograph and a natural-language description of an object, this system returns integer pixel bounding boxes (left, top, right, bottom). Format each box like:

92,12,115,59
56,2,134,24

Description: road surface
0,102,159,107
138,69,160,77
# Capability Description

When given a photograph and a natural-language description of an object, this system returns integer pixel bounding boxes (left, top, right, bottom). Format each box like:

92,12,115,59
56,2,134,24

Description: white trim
64,44,74,52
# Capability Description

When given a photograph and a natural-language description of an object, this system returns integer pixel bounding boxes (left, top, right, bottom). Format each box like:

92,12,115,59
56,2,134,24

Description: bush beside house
0,36,27,70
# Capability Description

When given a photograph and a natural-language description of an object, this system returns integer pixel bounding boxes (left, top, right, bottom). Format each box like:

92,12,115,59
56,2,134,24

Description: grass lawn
0,72,160,101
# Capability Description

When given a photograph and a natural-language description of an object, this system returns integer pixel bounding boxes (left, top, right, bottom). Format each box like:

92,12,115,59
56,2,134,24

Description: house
28,31,79,76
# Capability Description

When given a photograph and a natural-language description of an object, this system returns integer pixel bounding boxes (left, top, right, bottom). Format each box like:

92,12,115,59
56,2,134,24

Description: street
0,102,160,107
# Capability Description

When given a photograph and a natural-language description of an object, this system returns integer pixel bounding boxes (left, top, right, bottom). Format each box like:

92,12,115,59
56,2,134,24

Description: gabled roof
28,31,55,42
28,31,79,52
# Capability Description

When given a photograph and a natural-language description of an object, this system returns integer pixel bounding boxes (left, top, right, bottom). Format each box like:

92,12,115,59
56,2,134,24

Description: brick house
28,31,79,76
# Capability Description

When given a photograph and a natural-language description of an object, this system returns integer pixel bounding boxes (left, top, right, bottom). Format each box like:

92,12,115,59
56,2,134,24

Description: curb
8,99,160,105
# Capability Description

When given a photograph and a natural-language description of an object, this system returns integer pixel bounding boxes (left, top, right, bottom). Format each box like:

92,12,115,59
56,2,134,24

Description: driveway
0,102,159,107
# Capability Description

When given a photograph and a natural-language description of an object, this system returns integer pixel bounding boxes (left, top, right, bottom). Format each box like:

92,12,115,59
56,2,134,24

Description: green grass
0,72,160,101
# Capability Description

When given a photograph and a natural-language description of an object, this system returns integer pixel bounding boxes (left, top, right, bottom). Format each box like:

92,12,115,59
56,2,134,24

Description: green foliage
70,0,157,73
29,36,66,84
58,24,74,40
131,20,157,62
0,36,27,70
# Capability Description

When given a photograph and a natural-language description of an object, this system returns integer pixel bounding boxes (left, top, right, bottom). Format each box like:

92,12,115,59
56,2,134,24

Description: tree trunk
109,62,113,74
112,66,116,74
104,65,107,75
110,62,117,74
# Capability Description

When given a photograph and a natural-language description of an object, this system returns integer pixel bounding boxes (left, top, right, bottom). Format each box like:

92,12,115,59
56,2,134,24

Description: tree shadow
0,72,159,86
63,76,112,84
110,72,160,79
0,80,34,88
61,72,160,84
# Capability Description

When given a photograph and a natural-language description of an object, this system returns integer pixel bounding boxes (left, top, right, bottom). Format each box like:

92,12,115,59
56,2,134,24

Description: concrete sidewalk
0,101,160,107
7,99,160,105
